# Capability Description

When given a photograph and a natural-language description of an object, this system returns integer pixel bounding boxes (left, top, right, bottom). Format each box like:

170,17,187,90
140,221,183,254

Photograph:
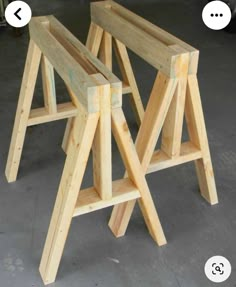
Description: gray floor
1,0,236,286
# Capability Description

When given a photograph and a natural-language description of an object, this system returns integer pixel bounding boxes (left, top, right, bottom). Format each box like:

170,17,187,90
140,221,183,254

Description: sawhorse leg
109,73,177,240
39,108,99,285
185,75,218,204
110,108,166,245
6,40,41,182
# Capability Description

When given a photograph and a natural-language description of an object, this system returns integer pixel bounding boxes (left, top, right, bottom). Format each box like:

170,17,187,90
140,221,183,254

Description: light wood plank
61,74,115,157
114,38,144,125
147,142,202,174
110,108,167,246
61,117,73,153
91,3,179,77
50,26,98,75
161,45,189,157
86,22,104,57
39,107,100,285
93,1,199,74
185,75,218,204
135,73,178,171
109,199,136,237
29,17,99,113
61,85,80,155
5,40,42,183
48,16,122,108
73,178,140,216
28,102,78,126
91,74,112,200
109,73,177,237
99,31,112,70
41,55,57,114
122,83,132,94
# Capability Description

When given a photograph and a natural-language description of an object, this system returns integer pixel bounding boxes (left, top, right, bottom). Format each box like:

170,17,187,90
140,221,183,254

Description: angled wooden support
110,108,166,244
5,40,42,182
161,45,189,158
113,39,144,125
185,75,218,204
99,31,112,70
41,55,57,114
86,22,103,57
39,103,100,285
6,15,167,285
87,1,218,237
109,72,178,237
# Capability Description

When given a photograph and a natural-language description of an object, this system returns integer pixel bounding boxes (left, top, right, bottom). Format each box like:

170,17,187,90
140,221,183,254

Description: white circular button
5,1,32,28
202,1,232,30
205,256,232,283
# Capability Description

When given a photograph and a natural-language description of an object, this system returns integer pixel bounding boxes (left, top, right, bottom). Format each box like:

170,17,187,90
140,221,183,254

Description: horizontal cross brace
122,83,132,95
73,178,141,216
28,102,78,126
147,142,202,174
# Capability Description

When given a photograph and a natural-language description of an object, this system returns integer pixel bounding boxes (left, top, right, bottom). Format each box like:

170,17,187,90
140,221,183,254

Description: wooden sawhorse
5,16,166,284
87,1,218,237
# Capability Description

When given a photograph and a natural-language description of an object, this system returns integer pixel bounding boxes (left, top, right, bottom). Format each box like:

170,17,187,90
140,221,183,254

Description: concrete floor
1,1,236,286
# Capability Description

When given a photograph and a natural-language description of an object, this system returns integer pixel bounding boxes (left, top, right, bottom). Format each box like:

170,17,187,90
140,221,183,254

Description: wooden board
29,17,99,113
99,31,112,71
46,16,122,108
147,142,202,174
161,45,189,157
185,75,218,204
73,178,140,216
39,104,100,285
5,40,42,182
91,2,180,77
41,55,57,114
110,108,167,246
91,74,112,200
94,0,199,74
113,38,144,125
28,102,78,126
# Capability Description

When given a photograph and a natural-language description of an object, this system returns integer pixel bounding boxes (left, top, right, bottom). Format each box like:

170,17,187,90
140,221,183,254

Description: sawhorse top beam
29,15,122,113
91,0,199,77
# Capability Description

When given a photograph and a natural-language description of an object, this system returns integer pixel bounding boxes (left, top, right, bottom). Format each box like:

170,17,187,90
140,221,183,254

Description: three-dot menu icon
202,0,232,30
